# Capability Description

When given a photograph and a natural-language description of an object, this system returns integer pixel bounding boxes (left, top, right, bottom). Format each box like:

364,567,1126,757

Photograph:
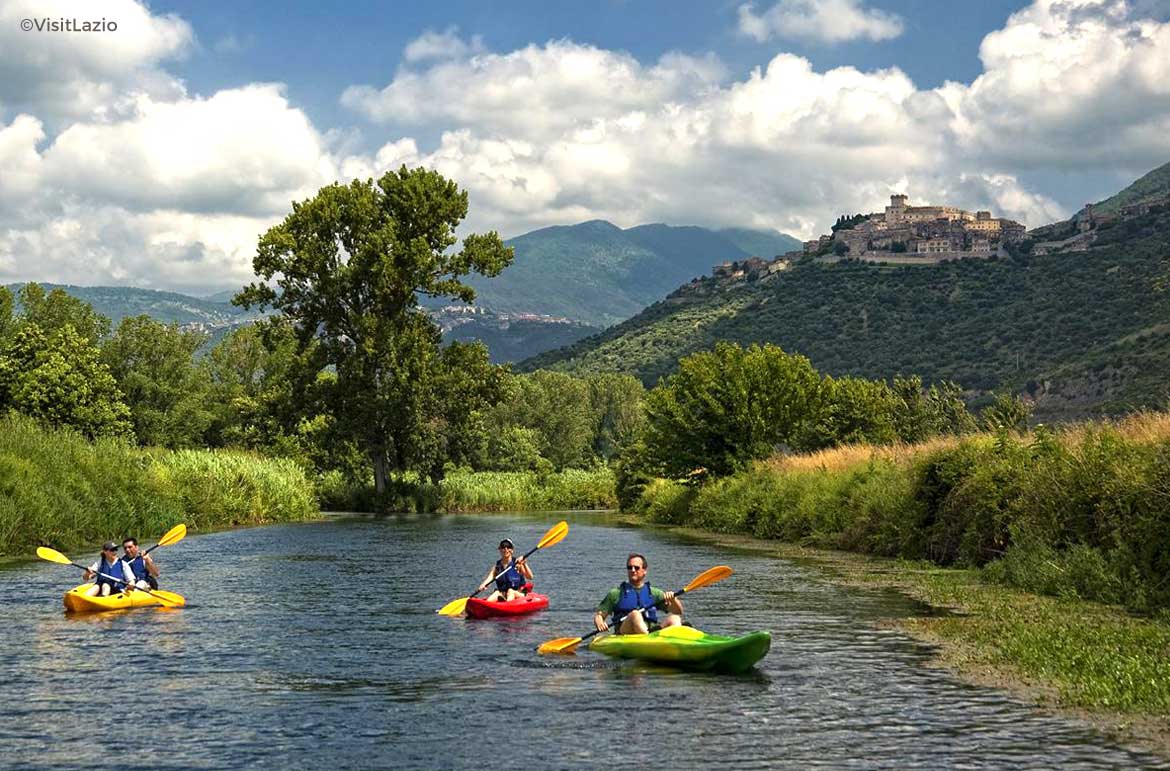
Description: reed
438,468,617,512
0,413,318,556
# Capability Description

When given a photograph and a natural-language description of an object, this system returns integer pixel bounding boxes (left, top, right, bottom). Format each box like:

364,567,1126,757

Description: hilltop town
691,188,1170,290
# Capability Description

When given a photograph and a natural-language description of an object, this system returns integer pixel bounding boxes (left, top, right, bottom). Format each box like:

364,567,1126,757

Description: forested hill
5,283,259,326
462,221,800,327
519,204,1170,421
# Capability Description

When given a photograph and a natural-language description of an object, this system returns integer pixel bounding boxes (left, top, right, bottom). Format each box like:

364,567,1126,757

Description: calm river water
2,512,1166,770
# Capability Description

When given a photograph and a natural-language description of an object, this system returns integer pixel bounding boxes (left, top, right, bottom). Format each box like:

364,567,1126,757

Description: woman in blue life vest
121,537,160,589
82,541,136,597
592,553,683,635
477,538,534,602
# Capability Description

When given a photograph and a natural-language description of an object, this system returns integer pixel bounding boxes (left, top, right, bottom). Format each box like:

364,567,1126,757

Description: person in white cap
477,538,534,602
82,541,136,597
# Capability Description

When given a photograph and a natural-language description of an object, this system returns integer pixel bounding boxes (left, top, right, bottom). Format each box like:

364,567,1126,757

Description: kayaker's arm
660,590,683,616
593,610,609,632
515,556,534,581
143,553,160,579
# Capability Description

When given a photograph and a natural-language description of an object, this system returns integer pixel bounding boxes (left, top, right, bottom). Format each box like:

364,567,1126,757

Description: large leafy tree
0,323,132,438
101,315,213,447
643,342,823,478
17,283,110,343
235,167,513,496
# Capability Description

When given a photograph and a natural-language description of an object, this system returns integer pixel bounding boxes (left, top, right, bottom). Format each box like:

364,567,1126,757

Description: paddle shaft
71,559,175,605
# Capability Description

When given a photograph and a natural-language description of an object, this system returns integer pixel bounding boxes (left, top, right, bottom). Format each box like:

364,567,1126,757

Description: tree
101,315,213,447
642,342,823,478
587,373,646,460
807,375,898,449
0,323,132,438
981,392,1031,433
235,167,513,498
17,283,110,343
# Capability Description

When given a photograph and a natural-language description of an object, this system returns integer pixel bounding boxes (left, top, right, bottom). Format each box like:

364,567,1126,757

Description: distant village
690,190,1169,290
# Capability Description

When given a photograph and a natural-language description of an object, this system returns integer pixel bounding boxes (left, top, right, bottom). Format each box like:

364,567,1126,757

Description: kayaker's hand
663,591,676,602
515,556,525,566
594,615,609,632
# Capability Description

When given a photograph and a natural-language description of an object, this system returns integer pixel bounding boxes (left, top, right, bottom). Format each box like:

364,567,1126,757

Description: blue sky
1,0,1169,294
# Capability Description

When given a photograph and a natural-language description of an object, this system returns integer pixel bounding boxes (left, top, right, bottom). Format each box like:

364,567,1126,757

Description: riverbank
644,521,1170,759
0,414,319,557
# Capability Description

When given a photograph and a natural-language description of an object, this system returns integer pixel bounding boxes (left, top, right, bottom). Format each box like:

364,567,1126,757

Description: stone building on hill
806,194,1025,261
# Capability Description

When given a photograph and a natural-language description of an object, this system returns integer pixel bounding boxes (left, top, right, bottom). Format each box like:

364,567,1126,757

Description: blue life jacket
95,556,125,591
126,555,158,588
126,555,147,581
613,581,658,625
494,558,525,592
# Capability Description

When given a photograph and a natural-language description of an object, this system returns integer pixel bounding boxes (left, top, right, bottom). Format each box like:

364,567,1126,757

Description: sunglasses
626,564,644,571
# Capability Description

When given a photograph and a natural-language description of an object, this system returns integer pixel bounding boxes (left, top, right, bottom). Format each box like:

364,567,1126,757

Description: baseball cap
498,538,514,549
102,541,118,551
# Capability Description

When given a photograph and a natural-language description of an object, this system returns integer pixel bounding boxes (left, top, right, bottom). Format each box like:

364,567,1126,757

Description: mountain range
463,222,801,327
520,161,1170,420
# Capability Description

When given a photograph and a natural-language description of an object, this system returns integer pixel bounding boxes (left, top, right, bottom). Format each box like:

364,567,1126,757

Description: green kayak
589,625,771,674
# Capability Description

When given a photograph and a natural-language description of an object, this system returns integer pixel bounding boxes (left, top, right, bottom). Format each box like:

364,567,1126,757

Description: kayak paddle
36,546,186,608
436,520,569,617
536,564,733,655
144,523,186,554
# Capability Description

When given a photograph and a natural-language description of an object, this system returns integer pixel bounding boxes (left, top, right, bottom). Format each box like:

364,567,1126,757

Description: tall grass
0,413,318,556
439,468,617,512
634,411,1170,615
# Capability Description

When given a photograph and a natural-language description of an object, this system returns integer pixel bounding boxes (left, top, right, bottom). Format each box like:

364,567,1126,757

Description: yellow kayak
63,583,185,612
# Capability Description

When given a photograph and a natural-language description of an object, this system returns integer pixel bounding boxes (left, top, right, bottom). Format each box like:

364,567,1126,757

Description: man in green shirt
593,553,683,635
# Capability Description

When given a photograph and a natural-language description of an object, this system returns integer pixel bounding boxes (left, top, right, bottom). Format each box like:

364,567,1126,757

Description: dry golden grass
759,435,968,475
759,411,1170,477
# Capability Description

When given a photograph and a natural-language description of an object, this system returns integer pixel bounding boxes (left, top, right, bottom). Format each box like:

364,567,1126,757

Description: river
2,512,1166,769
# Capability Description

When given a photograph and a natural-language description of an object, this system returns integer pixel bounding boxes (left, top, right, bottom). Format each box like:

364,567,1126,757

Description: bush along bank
628,412,1170,720
0,413,319,557
438,467,617,512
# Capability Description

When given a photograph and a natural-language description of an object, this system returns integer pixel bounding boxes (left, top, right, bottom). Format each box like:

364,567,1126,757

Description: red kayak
465,592,549,619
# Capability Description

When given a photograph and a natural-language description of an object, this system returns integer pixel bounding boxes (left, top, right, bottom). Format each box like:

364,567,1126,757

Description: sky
1,0,1170,295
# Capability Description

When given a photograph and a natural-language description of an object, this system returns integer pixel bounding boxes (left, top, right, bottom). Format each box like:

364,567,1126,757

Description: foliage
16,283,111,343
0,323,132,439
627,411,1170,615
235,167,513,502
642,342,823,478
101,315,214,447
437,467,616,512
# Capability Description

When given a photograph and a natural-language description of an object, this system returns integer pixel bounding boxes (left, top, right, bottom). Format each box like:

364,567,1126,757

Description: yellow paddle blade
683,565,733,592
536,520,569,550
36,546,74,565
537,636,584,655
148,589,186,607
436,596,469,617
157,523,187,547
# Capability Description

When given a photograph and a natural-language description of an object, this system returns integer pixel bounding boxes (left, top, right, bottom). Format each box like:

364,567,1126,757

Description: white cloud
43,84,333,216
737,0,904,44
4,0,1170,295
404,27,485,63
342,39,727,134
0,0,193,120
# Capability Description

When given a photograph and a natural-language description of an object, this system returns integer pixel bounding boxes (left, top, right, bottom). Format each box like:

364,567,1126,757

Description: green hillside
465,221,798,327
1095,160,1170,214
716,227,803,257
443,316,602,364
6,283,258,326
520,206,1170,421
